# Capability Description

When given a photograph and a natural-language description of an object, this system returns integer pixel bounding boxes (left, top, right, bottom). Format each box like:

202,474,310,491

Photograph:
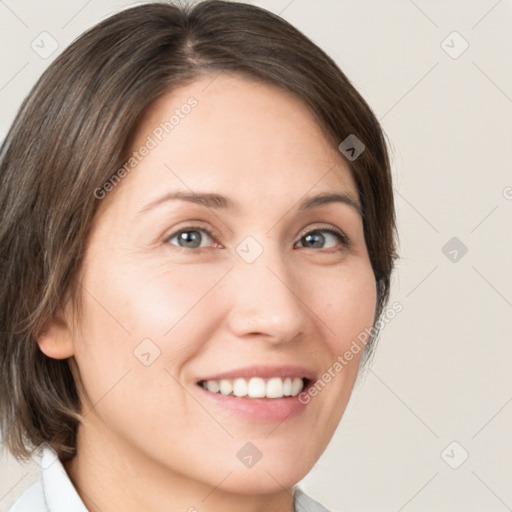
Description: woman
0,1,397,511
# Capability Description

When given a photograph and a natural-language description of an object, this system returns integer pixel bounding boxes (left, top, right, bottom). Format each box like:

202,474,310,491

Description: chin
217,464,311,496
202,447,317,495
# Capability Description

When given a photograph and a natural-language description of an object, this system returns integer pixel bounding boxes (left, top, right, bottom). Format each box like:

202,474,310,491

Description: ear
36,310,75,360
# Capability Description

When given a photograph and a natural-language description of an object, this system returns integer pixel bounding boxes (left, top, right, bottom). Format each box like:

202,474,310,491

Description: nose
224,240,308,344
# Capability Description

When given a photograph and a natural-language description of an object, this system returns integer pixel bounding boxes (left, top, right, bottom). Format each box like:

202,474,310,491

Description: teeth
266,377,283,398
206,380,220,393
283,377,292,396
219,379,232,396
201,376,305,399
233,378,248,397
248,377,266,398
291,377,303,396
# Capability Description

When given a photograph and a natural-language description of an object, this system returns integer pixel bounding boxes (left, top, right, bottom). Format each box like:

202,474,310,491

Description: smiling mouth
197,376,310,399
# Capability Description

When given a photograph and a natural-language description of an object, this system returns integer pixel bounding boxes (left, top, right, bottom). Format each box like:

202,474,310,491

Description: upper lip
196,365,317,383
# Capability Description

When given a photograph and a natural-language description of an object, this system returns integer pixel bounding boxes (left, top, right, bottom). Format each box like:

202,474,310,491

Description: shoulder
293,486,333,512
8,479,47,512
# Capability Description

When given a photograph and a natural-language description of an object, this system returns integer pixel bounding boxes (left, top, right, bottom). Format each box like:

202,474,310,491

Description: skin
37,74,377,512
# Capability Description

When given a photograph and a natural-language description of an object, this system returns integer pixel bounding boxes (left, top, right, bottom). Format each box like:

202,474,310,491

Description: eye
164,224,350,251
295,226,350,250
165,226,216,249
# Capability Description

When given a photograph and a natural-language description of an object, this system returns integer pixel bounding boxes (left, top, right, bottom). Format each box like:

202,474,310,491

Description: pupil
305,232,324,248
180,231,201,248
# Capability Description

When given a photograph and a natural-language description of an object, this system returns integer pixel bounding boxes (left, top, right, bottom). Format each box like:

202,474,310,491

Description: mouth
194,366,316,422
197,376,312,399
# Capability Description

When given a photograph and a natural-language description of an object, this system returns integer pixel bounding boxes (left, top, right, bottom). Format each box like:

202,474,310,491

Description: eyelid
164,222,351,249
163,222,221,247
297,223,351,247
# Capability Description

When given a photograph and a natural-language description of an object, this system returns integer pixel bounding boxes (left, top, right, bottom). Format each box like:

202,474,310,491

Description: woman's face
67,74,377,493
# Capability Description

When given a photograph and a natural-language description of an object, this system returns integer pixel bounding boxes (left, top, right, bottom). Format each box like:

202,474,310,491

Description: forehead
102,73,358,215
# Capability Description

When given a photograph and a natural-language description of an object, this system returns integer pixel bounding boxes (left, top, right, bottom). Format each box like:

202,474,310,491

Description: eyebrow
139,190,362,217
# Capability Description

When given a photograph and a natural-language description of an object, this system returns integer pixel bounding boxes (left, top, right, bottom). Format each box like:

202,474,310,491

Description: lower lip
198,385,310,423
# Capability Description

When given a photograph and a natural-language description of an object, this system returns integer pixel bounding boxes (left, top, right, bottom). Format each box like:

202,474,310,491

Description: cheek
82,250,221,333
299,261,376,432
70,259,201,441
74,246,376,388
72,255,230,382
311,261,377,355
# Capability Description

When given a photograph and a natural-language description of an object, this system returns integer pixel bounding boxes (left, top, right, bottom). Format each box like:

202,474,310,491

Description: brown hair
0,0,397,462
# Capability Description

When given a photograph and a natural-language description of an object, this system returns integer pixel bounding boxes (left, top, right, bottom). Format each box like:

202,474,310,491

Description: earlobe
36,315,75,359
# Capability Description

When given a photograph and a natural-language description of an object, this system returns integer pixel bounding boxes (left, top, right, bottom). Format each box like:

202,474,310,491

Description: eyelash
164,224,351,251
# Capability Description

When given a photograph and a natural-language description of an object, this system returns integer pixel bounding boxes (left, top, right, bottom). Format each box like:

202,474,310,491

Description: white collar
41,444,88,511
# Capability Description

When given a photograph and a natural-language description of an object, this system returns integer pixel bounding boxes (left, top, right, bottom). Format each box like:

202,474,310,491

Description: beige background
1,1,511,511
